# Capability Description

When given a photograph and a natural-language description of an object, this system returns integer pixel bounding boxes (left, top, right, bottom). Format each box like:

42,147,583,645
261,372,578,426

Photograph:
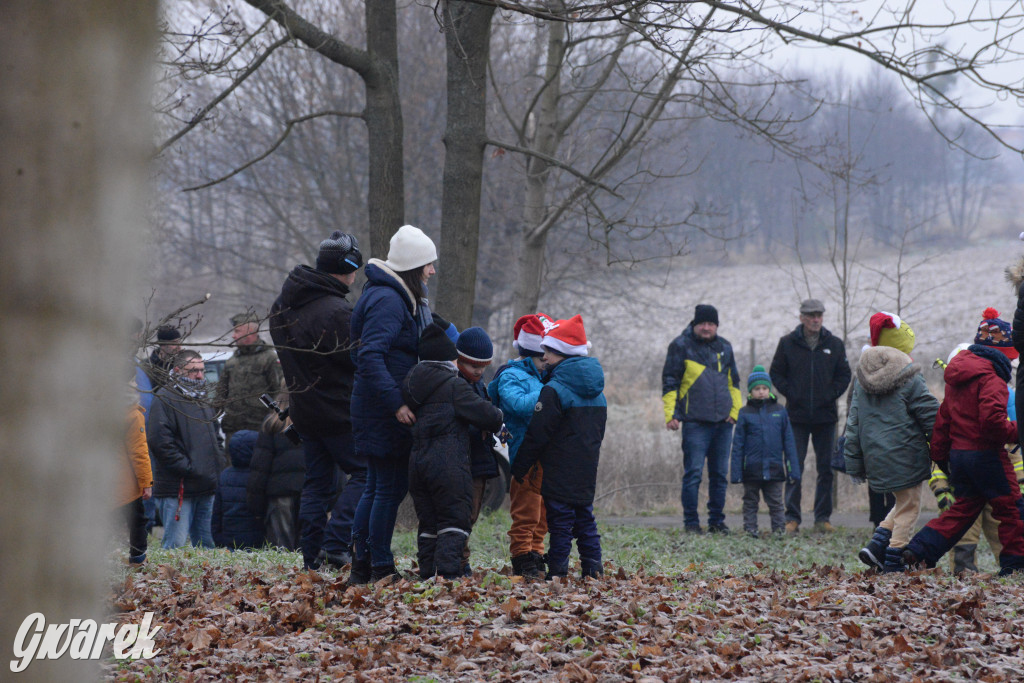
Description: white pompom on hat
542,314,592,357
384,224,438,273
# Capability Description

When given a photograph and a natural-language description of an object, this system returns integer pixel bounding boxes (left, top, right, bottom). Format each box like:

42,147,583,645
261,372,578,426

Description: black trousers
785,422,836,524
122,497,148,562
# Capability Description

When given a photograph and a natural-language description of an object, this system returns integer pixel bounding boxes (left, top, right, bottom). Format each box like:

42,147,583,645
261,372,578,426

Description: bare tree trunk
437,0,495,327
0,1,155,679
365,0,405,259
513,16,566,318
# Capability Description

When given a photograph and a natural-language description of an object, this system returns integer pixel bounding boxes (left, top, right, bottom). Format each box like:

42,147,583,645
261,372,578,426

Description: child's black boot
858,526,891,570
580,558,603,579
511,553,534,576
347,557,371,586
883,546,906,573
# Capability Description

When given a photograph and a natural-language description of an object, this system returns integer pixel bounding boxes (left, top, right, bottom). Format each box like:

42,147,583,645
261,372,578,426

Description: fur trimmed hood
1006,254,1024,290
856,345,920,395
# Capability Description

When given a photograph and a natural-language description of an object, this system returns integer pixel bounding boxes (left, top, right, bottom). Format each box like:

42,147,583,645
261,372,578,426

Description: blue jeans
681,421,733,528
545,499,602,577
156,495,214,549
298,432,367,568
352,453,409,569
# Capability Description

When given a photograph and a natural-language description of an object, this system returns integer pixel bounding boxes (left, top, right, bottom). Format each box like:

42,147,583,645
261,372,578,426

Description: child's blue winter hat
456,327,493,363
747,365,771,390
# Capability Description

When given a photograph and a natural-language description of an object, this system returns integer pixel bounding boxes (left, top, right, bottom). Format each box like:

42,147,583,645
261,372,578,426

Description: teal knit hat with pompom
747,365,771,391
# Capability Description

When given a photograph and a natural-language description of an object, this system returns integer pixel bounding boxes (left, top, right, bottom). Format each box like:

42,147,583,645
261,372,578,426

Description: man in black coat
147,350,222,549
270,231,368,571
769,299,851,533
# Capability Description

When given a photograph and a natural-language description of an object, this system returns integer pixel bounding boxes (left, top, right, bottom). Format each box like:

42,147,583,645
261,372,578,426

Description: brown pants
879,481,925,547
508,464,547,557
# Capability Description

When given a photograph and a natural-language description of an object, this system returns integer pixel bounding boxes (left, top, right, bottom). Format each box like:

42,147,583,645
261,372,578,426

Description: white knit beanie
383,225,437,273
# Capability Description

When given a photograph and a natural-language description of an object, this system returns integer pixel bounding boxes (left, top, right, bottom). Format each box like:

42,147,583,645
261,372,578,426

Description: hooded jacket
661,326,742,424
843,346,939,493
351,259,425,458
769,325,851,424
402,361,504,473
212,430,265,549
930,346,1018,462
270,264,356,436
730,396,800,484
487,357,545,463
216,341,282,435
147,382,222,499
512,356,607,506
246,431,305,516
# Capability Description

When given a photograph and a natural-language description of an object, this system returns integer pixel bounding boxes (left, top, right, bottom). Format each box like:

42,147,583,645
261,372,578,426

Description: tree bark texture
437,0,495,328
513,17,566,318
0,1,155,679
365,0,405,260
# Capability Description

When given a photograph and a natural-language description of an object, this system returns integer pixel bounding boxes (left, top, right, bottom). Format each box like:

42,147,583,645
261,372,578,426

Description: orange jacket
119,405,153,507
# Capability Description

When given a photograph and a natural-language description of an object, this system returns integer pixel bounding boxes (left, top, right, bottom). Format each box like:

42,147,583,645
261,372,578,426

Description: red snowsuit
906,347,1024,573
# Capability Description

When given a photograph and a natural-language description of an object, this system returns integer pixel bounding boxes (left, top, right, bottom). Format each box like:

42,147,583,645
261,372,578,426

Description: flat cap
800,298,825,314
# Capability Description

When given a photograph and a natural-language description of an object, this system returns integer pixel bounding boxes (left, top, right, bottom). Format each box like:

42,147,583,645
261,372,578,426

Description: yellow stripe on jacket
662,360,705,423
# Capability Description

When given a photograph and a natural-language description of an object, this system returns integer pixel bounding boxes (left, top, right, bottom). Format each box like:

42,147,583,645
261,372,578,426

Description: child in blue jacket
212,430,265,550
730,366,800,536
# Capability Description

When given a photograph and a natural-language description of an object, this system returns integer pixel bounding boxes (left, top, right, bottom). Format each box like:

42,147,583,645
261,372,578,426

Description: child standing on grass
402,323,505,579
511,315,607,579
846,313,939,572
729,366,800,537
454,326,503,575
488,313,554,579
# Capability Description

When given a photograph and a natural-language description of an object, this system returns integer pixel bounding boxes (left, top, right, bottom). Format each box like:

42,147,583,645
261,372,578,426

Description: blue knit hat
456,327,494,363
747,365,771,391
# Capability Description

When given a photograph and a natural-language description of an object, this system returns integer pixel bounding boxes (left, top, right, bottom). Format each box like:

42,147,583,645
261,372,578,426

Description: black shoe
347,558,371,586
370,564,402,584
529,552,548,579
581,558,603,579
708,524,730,535
901,547,924,571
684,525,704,535
511,553,532,576
324,550,353,570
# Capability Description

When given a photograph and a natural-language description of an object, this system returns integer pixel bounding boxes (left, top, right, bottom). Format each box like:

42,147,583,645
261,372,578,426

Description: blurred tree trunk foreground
0,2,156,679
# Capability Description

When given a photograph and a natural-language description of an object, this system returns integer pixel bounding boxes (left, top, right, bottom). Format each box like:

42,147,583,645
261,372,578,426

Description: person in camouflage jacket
216,313,283,445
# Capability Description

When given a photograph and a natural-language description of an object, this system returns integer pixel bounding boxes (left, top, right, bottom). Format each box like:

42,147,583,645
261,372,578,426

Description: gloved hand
936,489,955,512
497,424,512,446
849,475,866,485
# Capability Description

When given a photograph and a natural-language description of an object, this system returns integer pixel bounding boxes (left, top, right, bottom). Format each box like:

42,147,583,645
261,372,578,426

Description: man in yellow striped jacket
661,304,743,533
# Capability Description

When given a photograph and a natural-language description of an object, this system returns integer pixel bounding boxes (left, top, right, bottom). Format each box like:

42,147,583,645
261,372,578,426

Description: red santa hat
512,312,554,355
542,314,592,357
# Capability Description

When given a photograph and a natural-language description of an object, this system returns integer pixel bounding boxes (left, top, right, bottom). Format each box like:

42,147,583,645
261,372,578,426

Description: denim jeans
784,422,836,525
545,499,602,577
681,421,733,528
156,495,214,549
298,432,368,568
352,452,409,569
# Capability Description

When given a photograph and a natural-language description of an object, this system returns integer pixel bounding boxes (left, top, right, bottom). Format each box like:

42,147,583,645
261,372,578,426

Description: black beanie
692,304,719,326
316,231,363,275
418,322,458,362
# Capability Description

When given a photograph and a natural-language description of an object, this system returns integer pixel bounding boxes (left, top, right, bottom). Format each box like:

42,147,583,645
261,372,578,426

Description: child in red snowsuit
904,310,1024,574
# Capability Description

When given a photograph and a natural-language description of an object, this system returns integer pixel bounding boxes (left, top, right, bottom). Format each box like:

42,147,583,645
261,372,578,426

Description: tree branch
485,138,623,197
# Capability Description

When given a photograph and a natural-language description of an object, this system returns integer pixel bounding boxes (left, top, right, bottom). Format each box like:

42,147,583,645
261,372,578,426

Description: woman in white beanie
348,225,438,583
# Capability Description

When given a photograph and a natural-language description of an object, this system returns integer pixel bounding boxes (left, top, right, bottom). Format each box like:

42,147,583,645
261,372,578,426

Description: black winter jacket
769,325,851,424
465,377,500,479
246,431,305,516
661,327,742,424
270,264,356,437
212,431,265,549
403,362,504,463
146,384,222,498
512,356,607,507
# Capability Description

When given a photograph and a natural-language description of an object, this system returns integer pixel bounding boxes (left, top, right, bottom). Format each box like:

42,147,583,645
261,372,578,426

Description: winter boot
883,546,906,573
347,557,371,586
858,526,892,570
952,544,978,574
528,552,548,579
511,553,534,577
370,564,402,584
901,547,925,570
323,549,353,570
581,557,603,579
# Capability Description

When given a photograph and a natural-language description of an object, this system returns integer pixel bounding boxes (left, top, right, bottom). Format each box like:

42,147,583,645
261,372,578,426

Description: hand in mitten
936,489,955,512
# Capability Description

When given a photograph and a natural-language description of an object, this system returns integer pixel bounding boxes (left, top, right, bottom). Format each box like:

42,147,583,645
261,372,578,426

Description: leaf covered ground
104,513,1024,681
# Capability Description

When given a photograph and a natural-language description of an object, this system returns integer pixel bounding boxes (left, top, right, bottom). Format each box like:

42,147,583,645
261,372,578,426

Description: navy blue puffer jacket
212,431,265,549
511,356,607,506
729,397,800,483
350,260,424,458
